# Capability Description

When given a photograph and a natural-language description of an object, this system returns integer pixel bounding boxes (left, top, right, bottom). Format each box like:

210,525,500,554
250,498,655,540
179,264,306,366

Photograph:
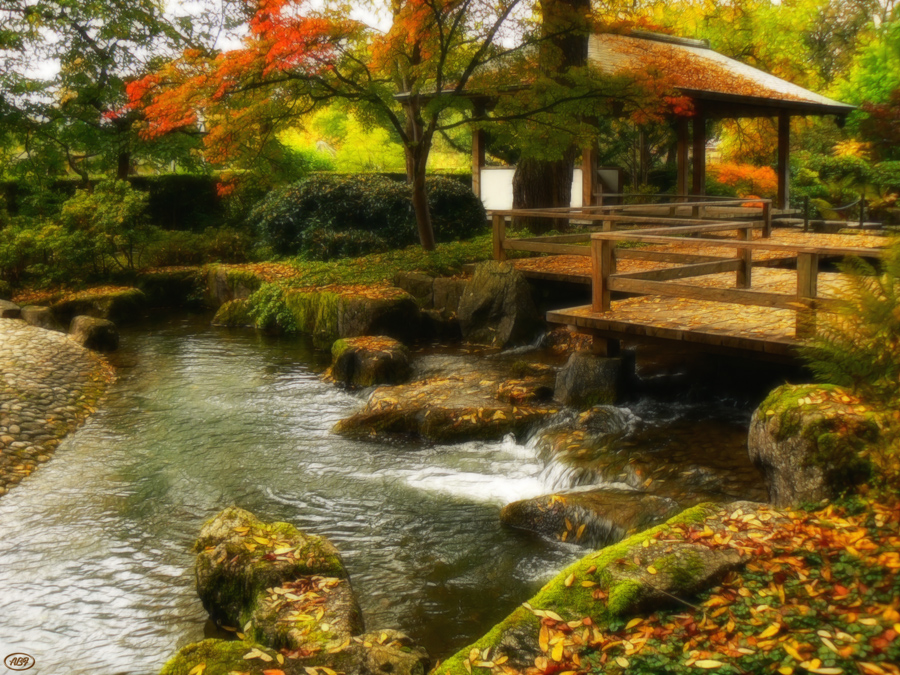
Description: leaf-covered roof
589,31,854,116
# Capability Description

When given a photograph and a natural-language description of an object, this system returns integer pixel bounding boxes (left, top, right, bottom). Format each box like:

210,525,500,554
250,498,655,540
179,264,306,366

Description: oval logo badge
4,653,36,671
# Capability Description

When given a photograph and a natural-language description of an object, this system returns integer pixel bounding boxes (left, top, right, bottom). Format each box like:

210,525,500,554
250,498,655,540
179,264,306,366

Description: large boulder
0,299,20,319
329,336,411,388
51,287,146,325
20,305,64,332
501,487,682,548
393,271,435,308
432,276,469,318
160,508,429,675
748,384,878,508
205,266,262,308
334,371,557,443
457,261,542,348
285,285,420,348
554,351,622,407
193,507,349,628
68,315,119,352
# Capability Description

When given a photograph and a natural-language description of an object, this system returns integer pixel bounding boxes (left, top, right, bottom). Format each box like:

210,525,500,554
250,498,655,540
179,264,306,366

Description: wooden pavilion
471,31,855,211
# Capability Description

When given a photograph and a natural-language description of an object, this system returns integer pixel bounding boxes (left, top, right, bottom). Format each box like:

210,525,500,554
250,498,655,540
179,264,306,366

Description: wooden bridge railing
490,198,773,262
589,229,885,339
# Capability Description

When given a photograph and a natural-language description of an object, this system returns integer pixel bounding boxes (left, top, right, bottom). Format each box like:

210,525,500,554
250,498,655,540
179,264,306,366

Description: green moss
758,384,843,441
606,578,643,616
436,503,718,675
226,269,263,293
159,639,264,675
212,299,254,327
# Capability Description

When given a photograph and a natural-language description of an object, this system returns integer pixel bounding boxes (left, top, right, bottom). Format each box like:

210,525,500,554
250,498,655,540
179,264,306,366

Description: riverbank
0,318,114,497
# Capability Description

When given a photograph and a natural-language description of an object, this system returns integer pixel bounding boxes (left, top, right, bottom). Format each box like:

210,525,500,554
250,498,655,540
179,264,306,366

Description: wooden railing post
736,226,752,289
796,252,819,338
591,236,613,312
492,213,507,261
762,201,772,238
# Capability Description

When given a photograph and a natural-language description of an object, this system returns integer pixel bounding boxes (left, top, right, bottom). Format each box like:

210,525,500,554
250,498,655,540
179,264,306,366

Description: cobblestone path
0,319,114,497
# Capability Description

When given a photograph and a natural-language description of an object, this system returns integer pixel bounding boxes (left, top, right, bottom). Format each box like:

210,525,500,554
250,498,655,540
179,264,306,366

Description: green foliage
59,179,159,272
145,228,255,267
246,283,299,334
799,237,900,410
250,174,486,258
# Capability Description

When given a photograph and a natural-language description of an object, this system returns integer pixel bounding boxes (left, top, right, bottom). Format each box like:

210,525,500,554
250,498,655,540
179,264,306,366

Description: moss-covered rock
51,287,146,325
457,262,543,348
748,384,878,507
68,315,119,352
250,576,363,651
284,285,419,348
205,265,263,308
333,371,558,443
0,299,20,319
194,507,347,628
20,305,64,332
161,631,429,675
211,299,255,328
554,352,623,408
434,502,755,675
500,487,682,548
328,336,411,388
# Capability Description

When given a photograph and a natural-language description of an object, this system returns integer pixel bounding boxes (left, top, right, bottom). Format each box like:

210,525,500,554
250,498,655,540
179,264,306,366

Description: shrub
708,162,778,198
59,180,159,272
145,228,255,267
249,174,486,258
799,238,900,409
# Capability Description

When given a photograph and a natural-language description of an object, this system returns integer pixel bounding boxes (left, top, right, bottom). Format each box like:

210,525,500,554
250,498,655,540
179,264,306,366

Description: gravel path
0,318,114,497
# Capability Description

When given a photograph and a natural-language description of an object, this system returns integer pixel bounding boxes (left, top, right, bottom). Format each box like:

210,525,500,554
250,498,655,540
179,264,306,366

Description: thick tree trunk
116,151,131,180
512,148,577,234
511,0,590,233
403,105,436,251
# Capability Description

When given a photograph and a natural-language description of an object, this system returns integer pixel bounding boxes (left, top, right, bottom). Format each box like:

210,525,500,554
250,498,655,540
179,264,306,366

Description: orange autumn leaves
504,500,900,675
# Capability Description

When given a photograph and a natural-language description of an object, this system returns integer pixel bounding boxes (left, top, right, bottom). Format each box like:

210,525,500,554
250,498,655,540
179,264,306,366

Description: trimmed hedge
249,174,486,258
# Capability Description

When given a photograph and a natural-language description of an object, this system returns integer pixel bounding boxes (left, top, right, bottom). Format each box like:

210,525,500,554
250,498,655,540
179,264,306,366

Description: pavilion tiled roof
589,31,854,116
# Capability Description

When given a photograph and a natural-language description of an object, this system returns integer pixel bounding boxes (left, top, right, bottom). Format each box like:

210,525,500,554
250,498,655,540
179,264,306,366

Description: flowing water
0,314,763,675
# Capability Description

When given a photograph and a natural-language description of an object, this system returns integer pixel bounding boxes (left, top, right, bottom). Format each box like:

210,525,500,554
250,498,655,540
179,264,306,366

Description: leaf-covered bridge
490,197,887,361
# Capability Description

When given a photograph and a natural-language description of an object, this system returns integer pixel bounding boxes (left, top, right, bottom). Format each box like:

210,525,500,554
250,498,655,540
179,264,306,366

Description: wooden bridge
489,197,887,360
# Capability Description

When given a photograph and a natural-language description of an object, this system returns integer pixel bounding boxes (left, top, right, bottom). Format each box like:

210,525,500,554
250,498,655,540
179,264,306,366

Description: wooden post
796,252,819,338
762,201,772,238
591,237,613,313
492,213,507,261
777,110,790,211
472,128,485,200
602,220,614,232
736,226,752,289
692,106,706,218
676,117,689,200
590,329,620,357
582,145,596,211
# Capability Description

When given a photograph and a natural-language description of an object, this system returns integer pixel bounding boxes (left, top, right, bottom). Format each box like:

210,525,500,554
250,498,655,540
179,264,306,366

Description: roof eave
677,88,855,118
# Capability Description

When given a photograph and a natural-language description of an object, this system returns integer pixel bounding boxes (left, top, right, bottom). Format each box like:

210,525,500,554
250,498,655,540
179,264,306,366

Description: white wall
479,167,583,211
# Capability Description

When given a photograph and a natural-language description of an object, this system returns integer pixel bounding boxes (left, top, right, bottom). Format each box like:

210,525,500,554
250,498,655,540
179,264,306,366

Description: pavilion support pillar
472,101,487,200
777,110,791,211
472,128,485,200
582,144,596,209
691,107,706,196
676,117,689,199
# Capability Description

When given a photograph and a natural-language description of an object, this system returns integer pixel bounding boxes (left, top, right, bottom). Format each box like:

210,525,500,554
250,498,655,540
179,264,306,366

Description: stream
0,314,764,675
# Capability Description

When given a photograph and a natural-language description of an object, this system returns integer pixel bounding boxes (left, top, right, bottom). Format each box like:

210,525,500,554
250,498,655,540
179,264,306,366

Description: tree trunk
402,100,436,251
511,0,590,233
116,151,131,180
512,147,578,234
